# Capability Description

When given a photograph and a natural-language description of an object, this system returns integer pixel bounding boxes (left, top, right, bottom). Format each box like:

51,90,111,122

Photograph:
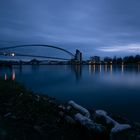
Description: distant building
90,56,100,63
75,49,82,63
104,57,112,64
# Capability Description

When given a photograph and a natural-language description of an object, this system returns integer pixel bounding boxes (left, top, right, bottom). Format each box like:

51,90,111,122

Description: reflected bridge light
12,70,16,80
4,73,7,80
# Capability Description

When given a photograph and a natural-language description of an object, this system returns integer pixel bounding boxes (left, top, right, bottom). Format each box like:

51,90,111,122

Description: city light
11,53,15,56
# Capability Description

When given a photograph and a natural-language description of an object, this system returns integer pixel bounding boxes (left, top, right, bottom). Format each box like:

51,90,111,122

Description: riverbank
0,79,140,140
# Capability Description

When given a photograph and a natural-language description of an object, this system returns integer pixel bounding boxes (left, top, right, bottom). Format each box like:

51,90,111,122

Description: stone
75,113,105,133
68,100,90,118
64,115,76,124
3,112,12,118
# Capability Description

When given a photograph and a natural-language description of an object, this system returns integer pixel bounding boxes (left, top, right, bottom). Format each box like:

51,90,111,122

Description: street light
11,53,15,56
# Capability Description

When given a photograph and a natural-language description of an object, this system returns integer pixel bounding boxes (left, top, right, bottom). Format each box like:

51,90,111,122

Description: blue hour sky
0,0,140,59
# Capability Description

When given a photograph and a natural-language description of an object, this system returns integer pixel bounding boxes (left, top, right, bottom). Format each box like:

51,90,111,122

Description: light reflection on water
2,70,16,81
0,64,140,122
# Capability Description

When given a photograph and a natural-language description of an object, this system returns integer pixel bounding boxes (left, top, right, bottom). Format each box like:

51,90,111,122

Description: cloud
1,0,140,59
98,43,140,53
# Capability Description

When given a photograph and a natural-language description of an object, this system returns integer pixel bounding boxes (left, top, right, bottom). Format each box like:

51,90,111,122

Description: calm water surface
1,65,140,122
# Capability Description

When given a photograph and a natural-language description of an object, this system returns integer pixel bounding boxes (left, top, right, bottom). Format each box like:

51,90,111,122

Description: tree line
90,55,140,64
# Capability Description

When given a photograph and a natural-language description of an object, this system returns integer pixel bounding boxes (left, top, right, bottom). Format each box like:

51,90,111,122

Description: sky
0,0,140,60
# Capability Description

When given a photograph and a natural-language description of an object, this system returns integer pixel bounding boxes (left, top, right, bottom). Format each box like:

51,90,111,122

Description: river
0,64,140,122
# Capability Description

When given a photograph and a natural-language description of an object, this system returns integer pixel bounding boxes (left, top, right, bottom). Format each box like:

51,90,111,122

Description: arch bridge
0,44,82,62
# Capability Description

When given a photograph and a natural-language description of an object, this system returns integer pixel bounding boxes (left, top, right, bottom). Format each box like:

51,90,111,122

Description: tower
75,49,82,63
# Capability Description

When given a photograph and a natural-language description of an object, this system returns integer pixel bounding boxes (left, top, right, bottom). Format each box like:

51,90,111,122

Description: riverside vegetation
0,79,140,140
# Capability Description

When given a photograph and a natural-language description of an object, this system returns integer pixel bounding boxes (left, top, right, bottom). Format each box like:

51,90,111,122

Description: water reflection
89,64,102,74
0,65,83,82
105,64,107,72
71,65,82,81
4,73,7,80
31,65,39,71
1,65,140,81
88,64,140,74
99,65,102,73
138,64,140,72
121,64,124,73
12,70,16,80
19,65,22,73
110,65,112,74
1,69,16,81
89,65,95,74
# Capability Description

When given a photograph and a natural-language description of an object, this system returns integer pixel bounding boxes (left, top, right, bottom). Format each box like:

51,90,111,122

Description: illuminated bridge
0,44,82,62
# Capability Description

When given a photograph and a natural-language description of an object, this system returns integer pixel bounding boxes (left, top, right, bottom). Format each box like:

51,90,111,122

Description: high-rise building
75,49,82,63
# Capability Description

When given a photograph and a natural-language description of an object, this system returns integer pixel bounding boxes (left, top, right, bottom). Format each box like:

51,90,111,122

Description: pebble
66,106,71,110
19,92,23,97
58,105,66,110
64,115,76,124
35,95,40,102
4,112,12,118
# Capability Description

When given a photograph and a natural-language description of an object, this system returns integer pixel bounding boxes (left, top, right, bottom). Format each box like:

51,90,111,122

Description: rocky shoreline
0,79,140,140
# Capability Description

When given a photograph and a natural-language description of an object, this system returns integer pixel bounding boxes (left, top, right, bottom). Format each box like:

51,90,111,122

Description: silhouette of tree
116,57,123,64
